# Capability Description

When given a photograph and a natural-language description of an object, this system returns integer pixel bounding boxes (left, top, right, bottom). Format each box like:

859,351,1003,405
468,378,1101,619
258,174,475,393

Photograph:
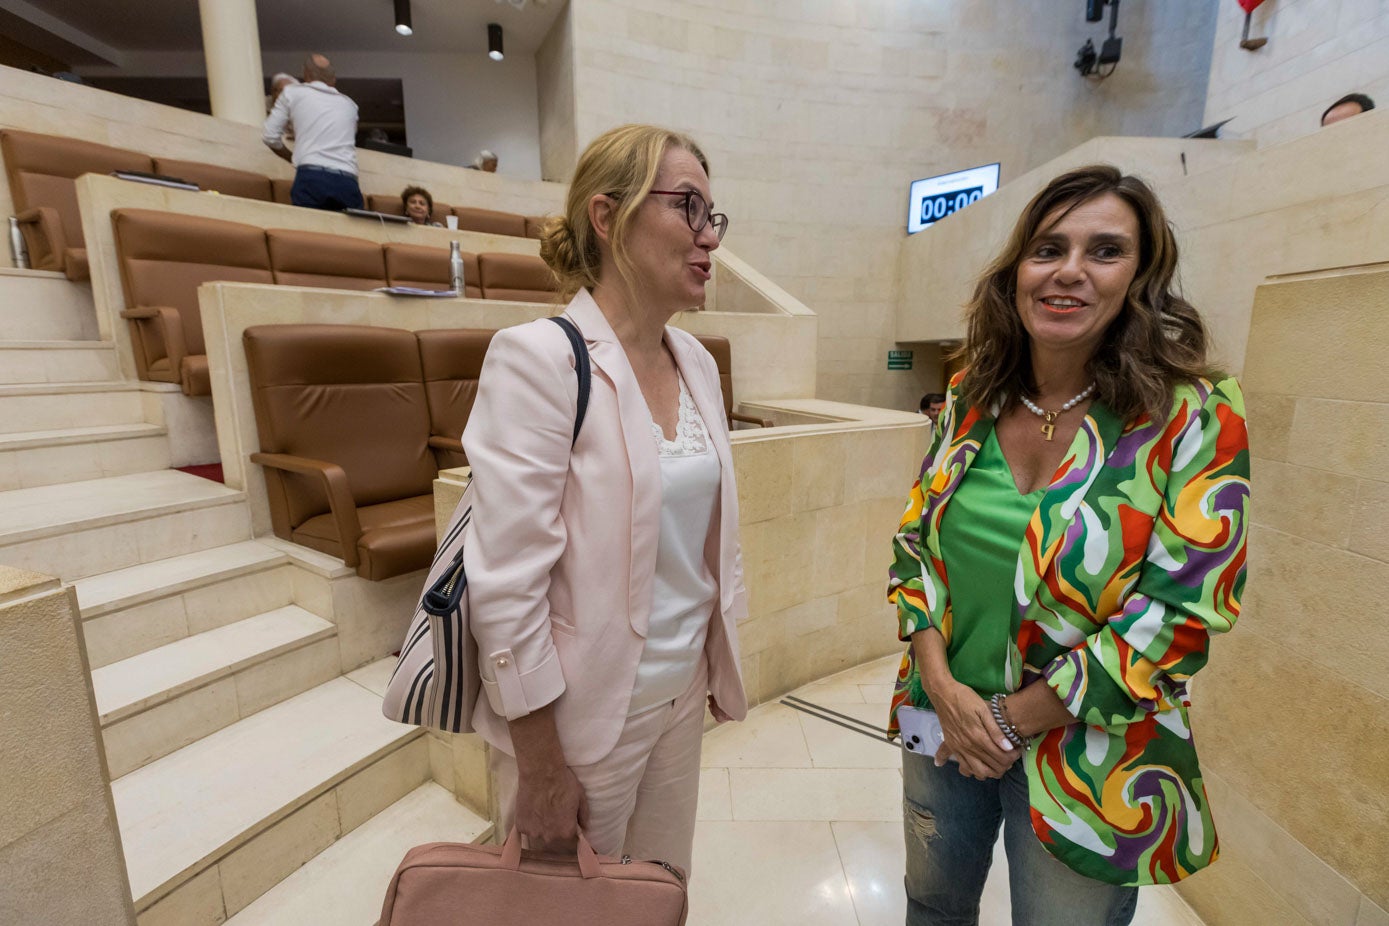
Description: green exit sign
887,349,913,371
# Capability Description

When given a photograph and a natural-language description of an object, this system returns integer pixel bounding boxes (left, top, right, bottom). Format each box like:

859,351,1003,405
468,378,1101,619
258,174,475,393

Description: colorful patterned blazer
888,372,1249,886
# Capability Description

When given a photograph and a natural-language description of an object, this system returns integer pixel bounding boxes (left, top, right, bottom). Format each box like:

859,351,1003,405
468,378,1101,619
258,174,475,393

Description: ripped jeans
902,750,1137,926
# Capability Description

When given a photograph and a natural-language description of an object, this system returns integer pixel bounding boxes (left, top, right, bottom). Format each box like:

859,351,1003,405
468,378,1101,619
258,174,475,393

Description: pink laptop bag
377,828,687,926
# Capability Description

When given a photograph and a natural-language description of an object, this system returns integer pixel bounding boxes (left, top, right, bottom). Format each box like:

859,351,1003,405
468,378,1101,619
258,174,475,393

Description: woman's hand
911,628,1018,779
930,679,1020,780
515,760,590,851
708,695,734,723
509,704,590,851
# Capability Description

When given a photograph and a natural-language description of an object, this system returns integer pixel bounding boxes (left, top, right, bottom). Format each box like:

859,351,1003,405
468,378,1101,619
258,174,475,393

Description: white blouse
628,376,721,715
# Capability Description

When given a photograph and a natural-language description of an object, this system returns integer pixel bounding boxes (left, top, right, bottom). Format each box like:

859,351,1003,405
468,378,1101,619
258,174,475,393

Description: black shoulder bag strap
546,315,591,446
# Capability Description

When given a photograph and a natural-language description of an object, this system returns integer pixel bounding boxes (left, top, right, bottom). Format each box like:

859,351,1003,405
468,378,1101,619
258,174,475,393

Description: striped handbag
381,316,591,732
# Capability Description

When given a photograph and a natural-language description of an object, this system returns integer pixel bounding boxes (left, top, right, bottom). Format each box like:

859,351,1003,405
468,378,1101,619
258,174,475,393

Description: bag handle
546,315,590,447
499,825,602,879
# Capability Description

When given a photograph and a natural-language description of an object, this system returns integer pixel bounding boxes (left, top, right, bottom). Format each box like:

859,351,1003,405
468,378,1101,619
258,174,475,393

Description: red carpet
175,463,225,483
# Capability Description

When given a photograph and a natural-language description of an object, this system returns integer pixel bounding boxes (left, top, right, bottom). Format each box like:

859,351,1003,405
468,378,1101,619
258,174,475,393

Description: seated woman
888,165,1249,924
400,185,440,226
463,124,744,877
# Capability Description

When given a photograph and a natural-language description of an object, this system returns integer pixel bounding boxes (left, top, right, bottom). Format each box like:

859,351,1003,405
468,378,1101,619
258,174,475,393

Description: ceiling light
394,0,412,36
488,23,504,60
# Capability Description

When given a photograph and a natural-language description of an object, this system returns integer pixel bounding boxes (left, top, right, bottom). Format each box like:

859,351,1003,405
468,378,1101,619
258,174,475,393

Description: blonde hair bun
538,215,582,279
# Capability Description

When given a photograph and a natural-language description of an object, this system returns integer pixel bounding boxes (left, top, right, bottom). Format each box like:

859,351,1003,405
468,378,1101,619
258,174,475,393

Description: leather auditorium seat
245,324,438,580
1,129,153,280
416,328,495,469
271,178,295,205
383,242,480,298
695,334,773,429
267,228,388,290
366,193,453,226
113,208,273,396
476,252,559,302
152,157,275,201
452,205,528,238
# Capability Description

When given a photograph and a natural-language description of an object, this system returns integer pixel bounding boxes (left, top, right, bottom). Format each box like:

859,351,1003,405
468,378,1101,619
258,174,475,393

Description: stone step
76,540,292,669
0,470,251,580
0,267,100,340
0,381,146,434
225,783,490,926
95,606,340,778
0,339,121,383
116,669,428,920
0,422,169,492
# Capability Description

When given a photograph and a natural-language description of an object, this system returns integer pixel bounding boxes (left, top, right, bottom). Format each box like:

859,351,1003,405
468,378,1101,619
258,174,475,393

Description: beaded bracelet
989,693,1032,751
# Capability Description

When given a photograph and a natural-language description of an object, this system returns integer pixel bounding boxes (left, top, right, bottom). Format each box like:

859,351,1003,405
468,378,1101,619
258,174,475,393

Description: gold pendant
1041,412,1057,442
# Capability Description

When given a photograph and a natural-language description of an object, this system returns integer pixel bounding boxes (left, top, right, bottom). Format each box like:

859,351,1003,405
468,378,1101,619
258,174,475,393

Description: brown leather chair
270,178,295,205
367,193,452,226
452,206,528,238
477,252,558,302
523,216,548,239
267,228,388,290
152,158,274,201
244,324,438,580
1,129,153,280
113,208,273,396
695,335,772,429
416,328,495,469
383,243,480,298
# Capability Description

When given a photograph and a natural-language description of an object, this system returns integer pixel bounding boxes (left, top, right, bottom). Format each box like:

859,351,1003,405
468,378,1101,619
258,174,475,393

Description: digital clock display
920,186,985,224
907,163,1000,234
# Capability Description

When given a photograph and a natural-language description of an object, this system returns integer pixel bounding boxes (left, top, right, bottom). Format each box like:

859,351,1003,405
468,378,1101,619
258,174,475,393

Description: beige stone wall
896,104,1389,375
550,0,1216,410
1173,266,1389,925
731,401,928,703
1204,0,1389,148
536,3,579,184
0,566,136,926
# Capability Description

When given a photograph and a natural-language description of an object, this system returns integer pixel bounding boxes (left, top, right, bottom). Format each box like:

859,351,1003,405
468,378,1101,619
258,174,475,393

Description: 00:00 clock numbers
921,186,985,224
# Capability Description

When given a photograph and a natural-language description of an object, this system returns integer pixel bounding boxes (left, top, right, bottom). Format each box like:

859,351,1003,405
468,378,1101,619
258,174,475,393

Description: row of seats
0,128,543,281
244,324,751,581
112,208,558,396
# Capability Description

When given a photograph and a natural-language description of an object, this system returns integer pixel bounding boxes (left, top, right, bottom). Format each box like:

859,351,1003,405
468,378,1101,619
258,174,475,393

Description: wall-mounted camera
1076,0,1122,79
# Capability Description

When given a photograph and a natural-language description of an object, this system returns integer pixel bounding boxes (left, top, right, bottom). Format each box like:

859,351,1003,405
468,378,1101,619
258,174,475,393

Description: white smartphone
898,705,950,759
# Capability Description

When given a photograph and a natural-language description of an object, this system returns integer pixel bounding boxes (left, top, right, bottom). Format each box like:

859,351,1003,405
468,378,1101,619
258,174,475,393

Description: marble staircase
0,266,100,340
0,469,253,579
0,339,123,383
0,267,486,925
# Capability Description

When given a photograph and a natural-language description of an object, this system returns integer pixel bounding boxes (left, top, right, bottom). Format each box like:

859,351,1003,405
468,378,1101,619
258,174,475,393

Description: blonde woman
462,124,745,876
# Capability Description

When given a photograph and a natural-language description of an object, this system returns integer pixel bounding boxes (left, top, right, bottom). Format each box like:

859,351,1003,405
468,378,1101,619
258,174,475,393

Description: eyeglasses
648,189,729,241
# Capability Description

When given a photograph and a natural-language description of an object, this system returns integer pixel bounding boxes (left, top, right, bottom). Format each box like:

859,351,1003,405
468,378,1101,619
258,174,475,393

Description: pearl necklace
1018,384,1095,441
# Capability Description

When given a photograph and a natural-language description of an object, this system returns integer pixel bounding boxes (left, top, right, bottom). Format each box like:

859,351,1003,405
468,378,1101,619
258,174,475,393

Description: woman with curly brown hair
888,165,1249,924
400,185,439,226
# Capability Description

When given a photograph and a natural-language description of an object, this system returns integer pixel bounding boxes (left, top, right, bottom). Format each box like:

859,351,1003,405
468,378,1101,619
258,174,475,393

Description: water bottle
9,217,28,269
449,240,464,294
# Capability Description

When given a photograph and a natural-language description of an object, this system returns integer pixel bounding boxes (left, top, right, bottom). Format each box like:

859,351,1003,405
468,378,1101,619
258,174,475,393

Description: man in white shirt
262,54,363,211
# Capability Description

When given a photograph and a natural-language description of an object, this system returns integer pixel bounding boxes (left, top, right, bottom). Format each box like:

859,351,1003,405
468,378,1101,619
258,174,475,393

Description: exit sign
887,349,913,371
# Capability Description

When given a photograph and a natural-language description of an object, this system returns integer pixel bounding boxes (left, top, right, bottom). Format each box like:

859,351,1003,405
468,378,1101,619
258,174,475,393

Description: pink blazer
463,290,749,765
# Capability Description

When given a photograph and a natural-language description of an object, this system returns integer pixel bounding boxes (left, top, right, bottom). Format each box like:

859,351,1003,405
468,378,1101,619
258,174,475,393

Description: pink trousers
489,661,709,877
